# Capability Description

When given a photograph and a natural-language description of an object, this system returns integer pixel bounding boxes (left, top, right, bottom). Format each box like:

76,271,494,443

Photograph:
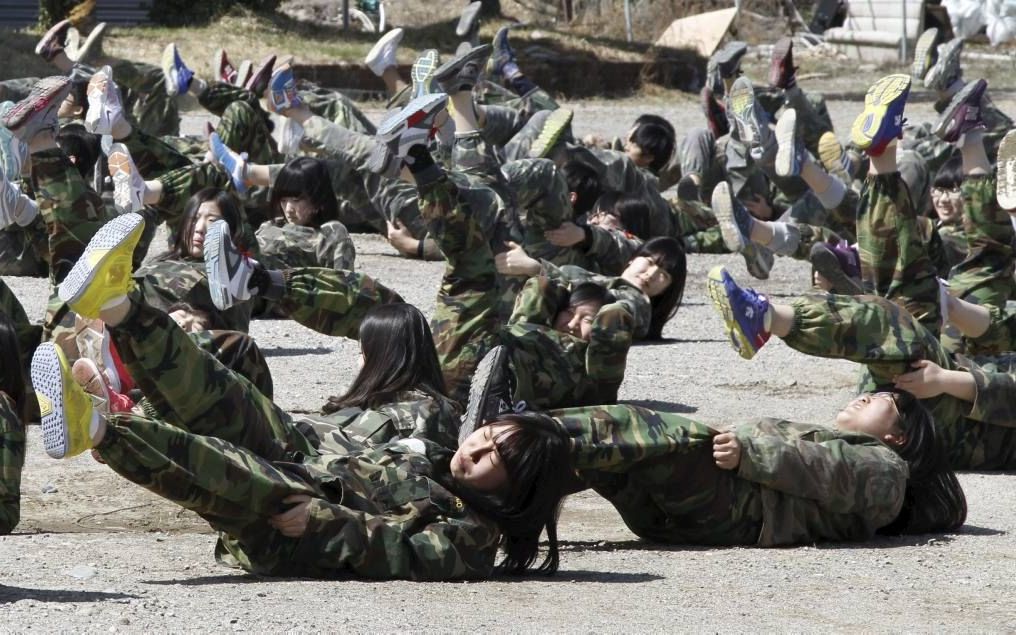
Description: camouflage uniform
109,61,181,138
553,403,907,545
99,300,492,579
967,304,1016,356
256,220,356,271
296,80,376,135
0,277,42,368
0,393,25,534
188,329,275,401
135,257,253,333
119,125,193,180
0,219,49,277
782,292,1016,470
273,267,404,339
856,172,941,333
946,175,1015,311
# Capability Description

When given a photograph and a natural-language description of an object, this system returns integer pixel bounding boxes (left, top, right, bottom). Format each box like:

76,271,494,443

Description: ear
568,191,577,205
883,431,907,448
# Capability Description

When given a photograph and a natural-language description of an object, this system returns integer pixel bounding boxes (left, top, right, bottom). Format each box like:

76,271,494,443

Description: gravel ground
2,94,1016,631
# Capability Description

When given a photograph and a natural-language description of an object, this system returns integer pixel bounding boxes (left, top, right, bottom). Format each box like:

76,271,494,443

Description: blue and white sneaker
774,108,803,177
161,43,194,97
712,181,753,253
266,65,301,113
850,74,911,156
372,92,449,170
706,265,771,360
209,132,249,195
486,26,518,83
727,76,773,155
204,219,255,310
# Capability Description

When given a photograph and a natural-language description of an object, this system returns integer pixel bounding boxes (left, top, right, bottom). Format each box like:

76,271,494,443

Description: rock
66,564,98,580
41,483,58,494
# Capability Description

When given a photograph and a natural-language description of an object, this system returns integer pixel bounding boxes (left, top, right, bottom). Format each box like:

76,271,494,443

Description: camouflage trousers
785,188,859,243
856,171,941,333
297,81,376,135
0,220,48,277
154,162,230,228
782,292,1016,470
755,85,834,156
501,158,583,264
550,403,764,545
198,82,281,166
0,277,42,372
901,93,1011,176
188,329,275,401
119,126,192,180
477,85,559,122
967,304,1016,356
110,60,181,138
0,393,25,534
274,267,405,339
480,105,527,149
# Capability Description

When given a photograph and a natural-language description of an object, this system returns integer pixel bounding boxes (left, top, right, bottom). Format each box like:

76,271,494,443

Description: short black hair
269,157,339,226
932,156,963,190
56,123,101,180
629,121,675,173
634,113,676,144
563,160,602,216
592,192,651,240
566,281,616,310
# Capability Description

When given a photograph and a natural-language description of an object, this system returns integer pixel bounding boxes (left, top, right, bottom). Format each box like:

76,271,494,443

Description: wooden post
342,0,349,30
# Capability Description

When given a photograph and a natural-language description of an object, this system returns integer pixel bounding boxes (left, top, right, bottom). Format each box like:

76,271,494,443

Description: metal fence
0,0,153,28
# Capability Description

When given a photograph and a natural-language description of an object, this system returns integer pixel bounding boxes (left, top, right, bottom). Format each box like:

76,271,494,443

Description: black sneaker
433,43,492,93
460,345,516,446
810,241,863,295
714,40,748,79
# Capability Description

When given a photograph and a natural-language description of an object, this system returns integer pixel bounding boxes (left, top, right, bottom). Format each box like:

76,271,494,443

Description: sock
767,222,800,256
189,77,208,97
406,143,443,186
501,60,521,81
763,305,773,333
509,76,538,98
813,176,847,209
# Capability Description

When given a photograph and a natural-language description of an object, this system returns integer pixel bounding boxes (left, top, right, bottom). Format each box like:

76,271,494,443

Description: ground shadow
142,574,262,586
621,399,697,414
0,585,138,605
261,347,334,357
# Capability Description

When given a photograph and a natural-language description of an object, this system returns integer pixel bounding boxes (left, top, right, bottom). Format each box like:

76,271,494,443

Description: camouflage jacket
506,275,636,408
0,392,24,534
555,405,908,546
583,225,644,276
256,219,356,271
541,261,653,339
218,436,499,580
296,390,463,452
134,257,252,332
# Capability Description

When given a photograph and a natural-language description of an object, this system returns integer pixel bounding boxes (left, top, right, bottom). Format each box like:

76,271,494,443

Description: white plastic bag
942,0,986,39
984,0,1016,45
943,0,1016,44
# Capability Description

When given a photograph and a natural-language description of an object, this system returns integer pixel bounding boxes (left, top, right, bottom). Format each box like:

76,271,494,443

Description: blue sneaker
209,132,248,195
712,181,753,253
706,265,771,360
266,65,301,113
850,74,911,156
486,26,518,83
161,43,194,97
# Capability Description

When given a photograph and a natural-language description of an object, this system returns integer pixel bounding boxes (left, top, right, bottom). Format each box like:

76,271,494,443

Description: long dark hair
442,412,573,575
633,237,686,340
0,314,26,421
877,392,967,535
591,192,650,240
322,303,448,413
167,188,245,260
269,157,339,226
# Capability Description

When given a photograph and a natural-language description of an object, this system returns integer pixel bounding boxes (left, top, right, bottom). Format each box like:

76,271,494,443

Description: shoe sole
433,44,492,92
72,22,107,63
996,129,1016,210
911,28,938,80
411,50,440,98
774,108,798,177
817,131,844,173
712,182,746,253
486,26,513,77
365,27,405,71
850,74,910,152
924,39,962,90
204,220,232,310
705,266,757,360
728,80,758,145
108,145,140,213
810,243,863,295
769,37,792,87
85,67,116,135
742,243,773,281
932,78,985,142
161,43,178,96
235,60,253,88
530,108,573,159
35,19,70,58
460,344,510,445
2,77,71,134
58,213,144,317
32,344,74,458
245,54,277,94
456,1,483,37
377,92,448,140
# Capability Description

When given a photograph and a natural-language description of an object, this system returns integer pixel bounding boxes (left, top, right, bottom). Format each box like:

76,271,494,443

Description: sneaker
676,173,700,203
234,59,253,88
774,108,802,177
817,131,854,181
712,181,753,253
486,26,519,83
701,85,729,137
706,265,771,360
460,344,516,445
768,37,797,89
364,27,404,77
71,357,134,414
1,76,71,141
209,132,249,194
924,37,963,92
266,64,301,112
374,92,449,165
850,73,911,156
58,213,144,318
727,76,771,151
161,43,194,97
933,78,987,143
996,129,1016,210
456,1,483,38
912,27,939,81
244,54,277,96
410,49,441,99
433,43,492,94
107,143,145,213
211,48,238,84
0,101,28,181
35,19,71,61
713,40,748,79
809,240,863,295
73,316,125,393
742,241,774,280
530,108,573,159
204,219,255,310
84,65,124,136
0,169,37,229
65,22,107,64
32,343,102,459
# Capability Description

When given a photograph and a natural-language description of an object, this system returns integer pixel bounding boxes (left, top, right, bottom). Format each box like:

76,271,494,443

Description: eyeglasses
931,186,963,197
871,391,901,419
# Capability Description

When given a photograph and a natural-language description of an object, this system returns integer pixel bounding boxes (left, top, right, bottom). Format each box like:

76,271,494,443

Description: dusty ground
2,93,1016,631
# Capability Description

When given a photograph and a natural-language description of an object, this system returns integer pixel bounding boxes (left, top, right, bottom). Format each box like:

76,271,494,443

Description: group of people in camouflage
0,7,1012,579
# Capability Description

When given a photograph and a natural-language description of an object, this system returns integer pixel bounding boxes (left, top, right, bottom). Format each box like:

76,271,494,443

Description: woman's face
553,299,602,341
834,392,903,441
450,423,514,493
622,255,672,298
281,195,318,226
189,201,224,259
931,186,964,224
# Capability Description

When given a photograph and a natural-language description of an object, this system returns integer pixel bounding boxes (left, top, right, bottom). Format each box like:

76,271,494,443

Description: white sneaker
364,27,404,77
204,219,255,310
85,65,124,136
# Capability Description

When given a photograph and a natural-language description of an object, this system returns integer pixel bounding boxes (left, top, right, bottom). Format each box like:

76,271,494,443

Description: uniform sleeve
316,221,357,271
0,394,25,535
296,498,499,580
964,359,1016,426
584,226,642,277
508,276,568,327
735,429,908,519
605,280,652,340
583,302,635,402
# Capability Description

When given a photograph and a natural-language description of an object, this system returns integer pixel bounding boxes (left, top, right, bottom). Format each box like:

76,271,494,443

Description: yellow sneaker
32,343,100,459
57,213,144,319
850,74,911,155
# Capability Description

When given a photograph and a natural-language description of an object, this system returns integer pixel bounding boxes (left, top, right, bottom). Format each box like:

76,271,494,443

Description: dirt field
2,92,1016,630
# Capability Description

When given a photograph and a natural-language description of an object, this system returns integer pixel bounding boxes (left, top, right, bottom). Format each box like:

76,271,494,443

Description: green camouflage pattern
0,276,41,365
120,126,193,179
135,257,252,333
783,292,1016,470
275,267,404,339
542,261,653,339
256,220,356,271
551,403,907,545
582,225,644,276
110,60,181,138
0,221,49,277
297,81,376,135
189,329,275,401
0,393,24,534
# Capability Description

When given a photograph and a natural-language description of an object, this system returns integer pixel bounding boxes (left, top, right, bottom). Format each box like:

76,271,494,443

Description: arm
584,225,643,277
508,276,569,327
315,221,357,271
583,302,635,402
961,356,1016,426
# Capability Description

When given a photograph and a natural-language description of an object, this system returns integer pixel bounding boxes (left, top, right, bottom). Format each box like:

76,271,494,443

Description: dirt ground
2,91,1016,631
